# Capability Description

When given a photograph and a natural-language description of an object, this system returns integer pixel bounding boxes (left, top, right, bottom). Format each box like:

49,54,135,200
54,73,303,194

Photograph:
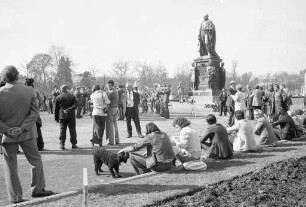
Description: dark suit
245,90,254,119
219,92,227,116
201,123,233,159
124,91,142,136
54,92,78,146
0,82,46,202
226,87,237,126
272,114,297,140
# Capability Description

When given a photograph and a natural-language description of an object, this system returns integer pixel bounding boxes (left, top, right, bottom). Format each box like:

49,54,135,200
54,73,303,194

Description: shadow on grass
89,183,199,196
39,143,136,155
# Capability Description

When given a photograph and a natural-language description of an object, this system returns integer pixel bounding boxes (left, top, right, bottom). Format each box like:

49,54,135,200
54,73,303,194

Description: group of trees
227,60,305,95
20,45,305,97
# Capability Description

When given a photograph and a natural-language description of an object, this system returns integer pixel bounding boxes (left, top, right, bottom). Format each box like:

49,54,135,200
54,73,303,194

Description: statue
198,14,218,57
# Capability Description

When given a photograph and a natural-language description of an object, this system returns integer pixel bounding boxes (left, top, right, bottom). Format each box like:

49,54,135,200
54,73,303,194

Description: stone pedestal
189,55,225,104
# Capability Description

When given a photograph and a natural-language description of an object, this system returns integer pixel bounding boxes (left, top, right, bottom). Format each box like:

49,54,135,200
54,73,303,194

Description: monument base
188,89,220,105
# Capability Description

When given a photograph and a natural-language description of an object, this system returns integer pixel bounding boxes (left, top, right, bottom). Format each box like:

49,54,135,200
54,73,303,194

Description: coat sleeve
227,123,240,134
20,90,40,132
201,128,215,144
254,121,264,135
54,97,60,121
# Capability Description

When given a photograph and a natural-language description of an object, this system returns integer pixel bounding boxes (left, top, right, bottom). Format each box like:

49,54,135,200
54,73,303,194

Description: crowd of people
1,66,306,204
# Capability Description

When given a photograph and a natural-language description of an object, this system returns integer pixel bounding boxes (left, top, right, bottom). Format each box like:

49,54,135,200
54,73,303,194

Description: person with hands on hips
118,122,176,175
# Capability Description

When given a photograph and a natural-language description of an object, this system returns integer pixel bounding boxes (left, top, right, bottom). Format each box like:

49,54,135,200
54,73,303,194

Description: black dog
92,148,129,178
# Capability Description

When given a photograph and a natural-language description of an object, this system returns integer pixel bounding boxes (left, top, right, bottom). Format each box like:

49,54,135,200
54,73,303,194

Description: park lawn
28,138,306,207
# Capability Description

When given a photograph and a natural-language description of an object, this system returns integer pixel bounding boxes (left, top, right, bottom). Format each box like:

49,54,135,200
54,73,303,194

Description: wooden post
82,168,88,207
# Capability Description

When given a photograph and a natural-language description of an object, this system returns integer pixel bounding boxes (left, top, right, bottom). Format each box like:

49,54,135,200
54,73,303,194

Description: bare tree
110,59,129,85
48,45,65,72
231,60,238,82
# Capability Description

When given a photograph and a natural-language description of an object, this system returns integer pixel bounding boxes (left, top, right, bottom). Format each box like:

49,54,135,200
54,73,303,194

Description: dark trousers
130,153,172,175
91,116,107,145
248,107,254,120
118,104,124,120
76,104,83,117
228,107,235,126
48,102,53,114
59,118,77,146
219,102,227,116
126,107,142,136
36,122,44,150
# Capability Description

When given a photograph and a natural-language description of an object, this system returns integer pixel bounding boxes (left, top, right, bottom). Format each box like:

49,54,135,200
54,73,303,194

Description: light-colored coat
227,119,257,152
232,91,246,111
254,116,278,145
0,83,39,144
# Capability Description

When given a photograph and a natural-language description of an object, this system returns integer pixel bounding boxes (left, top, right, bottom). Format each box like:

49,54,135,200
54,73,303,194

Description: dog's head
117,151,130,163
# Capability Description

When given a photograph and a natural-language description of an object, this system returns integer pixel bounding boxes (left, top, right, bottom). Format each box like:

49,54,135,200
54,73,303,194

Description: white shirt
127,91,134,107
90,90,110,116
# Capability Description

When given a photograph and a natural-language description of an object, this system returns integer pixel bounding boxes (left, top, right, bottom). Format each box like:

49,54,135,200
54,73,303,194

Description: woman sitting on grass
171,117,202,163
119,122,176,175
201,114,233,159
227,110,257,152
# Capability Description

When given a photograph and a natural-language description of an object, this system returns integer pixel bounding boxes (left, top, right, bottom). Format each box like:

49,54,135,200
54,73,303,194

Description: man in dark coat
54,85,78,150
124,83,144,138
201,114,233,159
218,88,227,116
226,81,237,126
272,107,297,140
74,87,83,118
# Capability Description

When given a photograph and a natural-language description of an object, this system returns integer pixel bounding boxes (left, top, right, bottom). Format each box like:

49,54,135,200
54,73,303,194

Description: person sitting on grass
227,110,257,152
118,122,176,175
200,114,233,159
272,107,297,140
253,109,278,146
288,109,305,136
171,117,202,163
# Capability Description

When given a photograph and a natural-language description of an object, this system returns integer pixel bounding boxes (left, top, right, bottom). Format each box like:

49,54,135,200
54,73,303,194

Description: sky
0,0,305,77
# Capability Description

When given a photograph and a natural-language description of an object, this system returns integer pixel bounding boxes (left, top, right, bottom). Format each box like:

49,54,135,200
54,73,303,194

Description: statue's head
204,14,209,20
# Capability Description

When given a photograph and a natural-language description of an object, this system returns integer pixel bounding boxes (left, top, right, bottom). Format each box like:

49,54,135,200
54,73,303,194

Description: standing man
251,85,265,111
245,85,254,120
124,83,144,138
54,85,78,150
219,88,227,116
74,86,83,118
0,66,53,203
25,78,44,151
117,85,125,120
226,81,237,126
162,84,171,119
106,80,119,145
177,82,183,103
52,86,60,112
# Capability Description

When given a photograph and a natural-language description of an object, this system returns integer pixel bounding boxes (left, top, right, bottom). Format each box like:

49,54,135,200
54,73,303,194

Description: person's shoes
115,142,120,145
72,145,78,149
59,145,65,150
76,116,82,119
99,144,102,147
32,189,54,197
107,143,114,146
11,199,27,204
127,135,132,138
138,134,144,138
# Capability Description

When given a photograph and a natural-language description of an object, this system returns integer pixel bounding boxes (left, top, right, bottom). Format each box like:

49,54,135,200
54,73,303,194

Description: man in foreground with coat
0,66,53,203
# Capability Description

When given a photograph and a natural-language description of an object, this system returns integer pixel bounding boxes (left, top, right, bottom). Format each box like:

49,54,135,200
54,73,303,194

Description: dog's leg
94,157,101,176
114,165,122,178
98,162,104,173
109,166,116,178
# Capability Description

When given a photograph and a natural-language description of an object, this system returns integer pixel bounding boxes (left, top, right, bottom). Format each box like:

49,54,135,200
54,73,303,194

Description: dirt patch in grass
149,156,306,207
